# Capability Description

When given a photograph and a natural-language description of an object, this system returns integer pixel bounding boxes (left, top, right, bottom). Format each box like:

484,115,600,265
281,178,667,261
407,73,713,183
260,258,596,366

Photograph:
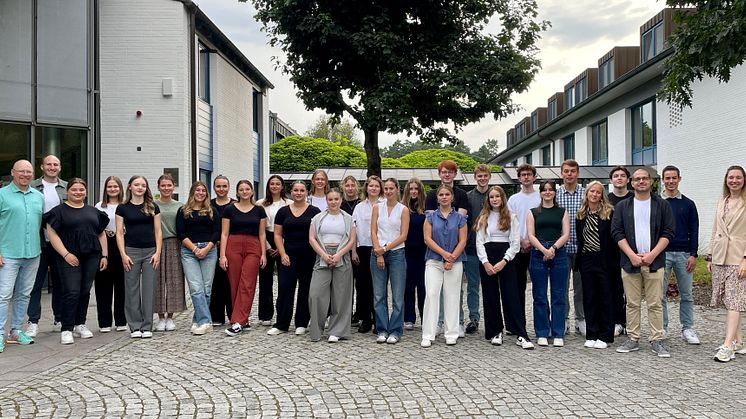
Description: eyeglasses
632,177,650,182
13,169,33,175
439,170,455,175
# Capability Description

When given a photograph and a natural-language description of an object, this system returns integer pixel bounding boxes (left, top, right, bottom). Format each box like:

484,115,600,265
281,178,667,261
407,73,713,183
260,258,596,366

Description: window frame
591,119,608,166
630,98,657,165
563,134,575,160
642,22,664,63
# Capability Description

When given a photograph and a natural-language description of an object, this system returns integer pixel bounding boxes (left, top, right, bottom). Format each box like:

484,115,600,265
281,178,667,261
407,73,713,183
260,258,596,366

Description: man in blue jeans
464,164,491,333
660,165,700,344
0,160,45,351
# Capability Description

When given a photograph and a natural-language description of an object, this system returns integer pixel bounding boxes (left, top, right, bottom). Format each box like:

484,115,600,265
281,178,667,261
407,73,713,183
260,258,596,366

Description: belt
105,230,116,238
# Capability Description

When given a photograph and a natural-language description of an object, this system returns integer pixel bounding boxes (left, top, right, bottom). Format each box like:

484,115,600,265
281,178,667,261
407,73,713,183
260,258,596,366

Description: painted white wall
575,126,590,165
606,109,628,165
98,0,191,197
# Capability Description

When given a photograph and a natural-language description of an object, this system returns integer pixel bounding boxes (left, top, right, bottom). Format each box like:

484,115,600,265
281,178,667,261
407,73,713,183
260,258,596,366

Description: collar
662,190,682,199
436,208,456,220
7,182,33,194
559,184,582,195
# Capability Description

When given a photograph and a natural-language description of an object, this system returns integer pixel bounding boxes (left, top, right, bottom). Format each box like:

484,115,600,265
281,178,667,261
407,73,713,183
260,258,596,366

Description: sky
196,0,664,152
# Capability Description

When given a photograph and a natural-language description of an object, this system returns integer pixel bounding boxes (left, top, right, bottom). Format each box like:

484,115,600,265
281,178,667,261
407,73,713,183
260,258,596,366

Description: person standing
404,178,426,330
607,166,632,337
220,180,267,336
210,175,234,325
340,175,361,326
709,166,746,362
421,185,467,347
45,178,109,344
95,176,127,332
257,175,291,326
612,168,675,358
116,176,162,338
527,180,570,347
176,181,221,335
507,164,540,338
267,181,321,336
308,169,329,212
575,181,618,349
660,165,700,344
0,160,44,350
556,159,585,336
27,154,67,337
308,189,357,342
464,164,492,334
350,176,383,333
371,178,410,344
154,174,186,332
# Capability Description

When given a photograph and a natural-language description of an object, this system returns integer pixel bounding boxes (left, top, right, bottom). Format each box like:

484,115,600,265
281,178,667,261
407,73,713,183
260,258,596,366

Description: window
252,90,261,133
631,99,656,165
199,169,212,193
591,120,608,165
548,100,557,121
563,134,575,160
599,59,614,89
516,124,525,141
642,22,665,62
524,153,532,165
531,111,538,131
198,43,210,103
0,123,31,185
541,145,551,166
575,78,587,104
34,126,88,181
565,86,575,110
511,160,517,167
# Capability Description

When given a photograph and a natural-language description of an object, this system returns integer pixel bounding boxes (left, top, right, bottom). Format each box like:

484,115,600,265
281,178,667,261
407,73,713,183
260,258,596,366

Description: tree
471,138,500,162
305,115,360,145
397,149,481,172
269,136,366,171
660,2,746,107
250,0,548,177
382,138,472,159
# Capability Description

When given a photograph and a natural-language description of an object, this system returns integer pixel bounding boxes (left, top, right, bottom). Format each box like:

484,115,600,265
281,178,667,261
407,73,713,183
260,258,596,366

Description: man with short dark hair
0,160,45,350
556,159,585,336
464,164,491,333
607,165,633,336
660,165,700,344
26,154,67,337
612,168,675,357
608,166,634,206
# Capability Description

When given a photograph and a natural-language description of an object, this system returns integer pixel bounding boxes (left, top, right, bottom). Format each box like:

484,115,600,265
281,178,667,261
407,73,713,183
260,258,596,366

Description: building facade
1,0,274,199
490,8,746,253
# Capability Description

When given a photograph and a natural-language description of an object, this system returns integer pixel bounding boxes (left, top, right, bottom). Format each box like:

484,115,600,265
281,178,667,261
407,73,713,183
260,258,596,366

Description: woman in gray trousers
115,175,162,338
308,189,357,342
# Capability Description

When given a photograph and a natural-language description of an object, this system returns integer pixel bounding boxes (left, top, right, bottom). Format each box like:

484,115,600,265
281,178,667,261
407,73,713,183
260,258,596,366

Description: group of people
1,156,745,363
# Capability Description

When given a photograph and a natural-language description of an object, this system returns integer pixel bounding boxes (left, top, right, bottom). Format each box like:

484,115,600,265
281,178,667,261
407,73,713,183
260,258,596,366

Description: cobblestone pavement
0,282,743,418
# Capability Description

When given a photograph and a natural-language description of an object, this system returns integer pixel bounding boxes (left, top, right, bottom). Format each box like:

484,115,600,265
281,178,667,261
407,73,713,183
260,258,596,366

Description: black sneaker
358,321,372,334
351,313,361,327
466,319,479,334
225,323,242,336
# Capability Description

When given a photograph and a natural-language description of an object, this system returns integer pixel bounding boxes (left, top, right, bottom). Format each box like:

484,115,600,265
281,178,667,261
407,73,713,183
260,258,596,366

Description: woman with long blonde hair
575,181,617,349
404,178,426,329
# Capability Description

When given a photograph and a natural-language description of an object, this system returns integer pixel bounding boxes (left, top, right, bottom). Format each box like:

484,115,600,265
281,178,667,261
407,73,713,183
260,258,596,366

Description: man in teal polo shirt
0,160,44,351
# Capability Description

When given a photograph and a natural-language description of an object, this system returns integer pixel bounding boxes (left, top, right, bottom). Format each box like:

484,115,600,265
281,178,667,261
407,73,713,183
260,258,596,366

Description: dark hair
535,180,558,211
608,166,630,179
235,179,255,204
661,165,680,177
157,173,175,186
517,163,536,176
213,175,230,187
262,175,287,206
362,176,383,199
66,177,87,191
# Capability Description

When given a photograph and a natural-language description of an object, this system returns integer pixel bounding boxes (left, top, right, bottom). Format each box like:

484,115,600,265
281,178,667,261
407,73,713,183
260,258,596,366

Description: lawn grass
692,256,712,286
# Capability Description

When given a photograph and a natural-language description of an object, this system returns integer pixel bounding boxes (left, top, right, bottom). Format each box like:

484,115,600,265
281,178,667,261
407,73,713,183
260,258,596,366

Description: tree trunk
363,128,381,178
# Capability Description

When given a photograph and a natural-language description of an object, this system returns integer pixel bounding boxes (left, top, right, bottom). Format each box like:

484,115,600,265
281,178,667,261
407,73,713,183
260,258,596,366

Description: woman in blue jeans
527,180,569,347
176,181,220,335
370,178,410,344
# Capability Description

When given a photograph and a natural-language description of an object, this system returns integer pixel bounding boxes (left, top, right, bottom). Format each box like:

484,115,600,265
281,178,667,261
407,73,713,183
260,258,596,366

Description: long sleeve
476,228,488,263
504,213,520,262
689,200,700,256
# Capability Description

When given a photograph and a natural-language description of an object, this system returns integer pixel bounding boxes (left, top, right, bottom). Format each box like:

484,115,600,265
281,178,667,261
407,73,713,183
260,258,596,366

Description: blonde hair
182,181,213,220
311,169,330,195
124,175,156,216
722,165,746,199
474,186,510,233
576,181,614,220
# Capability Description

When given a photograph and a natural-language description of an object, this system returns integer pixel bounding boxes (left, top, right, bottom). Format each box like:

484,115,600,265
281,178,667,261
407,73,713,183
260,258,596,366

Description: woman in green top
154,174,186,331
526,180,570,347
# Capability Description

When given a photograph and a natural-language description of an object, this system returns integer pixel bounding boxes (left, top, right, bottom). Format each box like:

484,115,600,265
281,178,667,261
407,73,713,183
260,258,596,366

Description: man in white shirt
26,155,67,337
507,164,540,337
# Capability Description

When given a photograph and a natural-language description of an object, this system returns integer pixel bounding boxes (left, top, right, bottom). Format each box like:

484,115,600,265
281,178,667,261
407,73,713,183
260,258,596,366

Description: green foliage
660,1,746,107
269,136,366,171
693,256,712,286
471,138,500,163
250,0,549,176
397,149,480,171
305,115,360,145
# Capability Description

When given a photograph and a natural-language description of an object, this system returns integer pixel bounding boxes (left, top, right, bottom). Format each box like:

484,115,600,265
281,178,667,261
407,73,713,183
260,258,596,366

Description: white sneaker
60,331,74,345
267,327,285,335
260,320,273,326
575,320,586,336
584,339,596,348
141,331,153,338
100,327,111,333
116,326,128,332
594,340,608,349
386,335,399,344
192,323,210,335
295,327,307,335
165,319,176,331
26,322,38,338
734,341,746,355
537,337,549,346
458,324,465,338
328,335,340,343
553,338,564,347
421,339,432,348
681,329,700,345
614,324,625,337
516,336,535,350
73,325,93,339
130,330,142,338
404,322,414,330
446,337,457,345
154,319,166,332
491,333,503,346
52,321,62,332
376,334,388,343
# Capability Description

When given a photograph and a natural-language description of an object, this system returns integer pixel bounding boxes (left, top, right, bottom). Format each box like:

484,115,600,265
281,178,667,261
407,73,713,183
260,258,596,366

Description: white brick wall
98,0,191,198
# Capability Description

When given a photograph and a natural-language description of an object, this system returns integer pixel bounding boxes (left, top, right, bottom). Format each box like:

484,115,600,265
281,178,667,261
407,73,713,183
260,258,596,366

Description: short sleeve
44,206,63,231
274,206,287,227
256,206,267,219
115,204,124,217
456,189,469,211
96,209,109,234
458,213,467,228
153,203,161,215
222,205,234,219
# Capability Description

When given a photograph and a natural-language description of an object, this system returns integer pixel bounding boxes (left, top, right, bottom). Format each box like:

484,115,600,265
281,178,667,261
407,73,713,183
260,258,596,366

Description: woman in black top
267,181,321,335
404,178,426,329
341,175,360,215
575,181,617,349
210,175,234,325
176,181,221,335
47,178,109,345
220,180,267,337
115,175,162,338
